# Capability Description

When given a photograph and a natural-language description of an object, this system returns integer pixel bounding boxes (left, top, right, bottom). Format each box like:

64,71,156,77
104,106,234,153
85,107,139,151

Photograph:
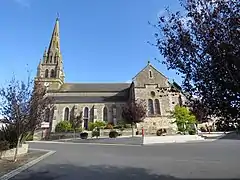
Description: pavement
6,135,240,180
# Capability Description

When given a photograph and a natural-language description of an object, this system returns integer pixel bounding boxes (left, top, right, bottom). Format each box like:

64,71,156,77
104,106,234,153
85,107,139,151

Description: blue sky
0,0,182,86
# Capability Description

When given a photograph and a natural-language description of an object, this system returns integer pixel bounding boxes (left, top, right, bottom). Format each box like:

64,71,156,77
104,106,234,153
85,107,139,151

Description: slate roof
52,95,128,103
57,83,132,92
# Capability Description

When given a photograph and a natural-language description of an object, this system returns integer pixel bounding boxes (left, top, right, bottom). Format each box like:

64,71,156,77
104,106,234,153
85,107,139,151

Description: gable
132,64,169,88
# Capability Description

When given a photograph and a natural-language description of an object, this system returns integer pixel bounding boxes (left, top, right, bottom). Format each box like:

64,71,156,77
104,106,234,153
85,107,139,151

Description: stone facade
35,18,186,134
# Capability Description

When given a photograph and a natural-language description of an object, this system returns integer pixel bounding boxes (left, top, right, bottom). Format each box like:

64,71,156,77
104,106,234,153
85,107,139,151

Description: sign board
41,122,50,128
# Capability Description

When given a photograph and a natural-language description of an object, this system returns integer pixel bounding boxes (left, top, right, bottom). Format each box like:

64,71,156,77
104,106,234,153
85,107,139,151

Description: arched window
50,69,55,78
103,106,108,122
148,99,154,115
45,108,50,122
84,107,89,119
45,69,49,78
64,107,69,121
154,99,161,115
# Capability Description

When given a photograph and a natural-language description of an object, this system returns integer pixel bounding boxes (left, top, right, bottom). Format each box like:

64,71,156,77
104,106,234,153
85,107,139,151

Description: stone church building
35,18,186,133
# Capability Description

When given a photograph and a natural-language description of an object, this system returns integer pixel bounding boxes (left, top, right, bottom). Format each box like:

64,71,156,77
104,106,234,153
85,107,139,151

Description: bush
80,132,88,139
109,130,118,138
0,141,9,151
88,121,106,131
0,124,18,148
92,130,100,138
75,127,83,133
156,129,167,136
105,123,113,129
188,129,196,135
55,121,72,133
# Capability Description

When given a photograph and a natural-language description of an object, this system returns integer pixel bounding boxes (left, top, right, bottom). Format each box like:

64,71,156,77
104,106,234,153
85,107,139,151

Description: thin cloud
14,0,30,8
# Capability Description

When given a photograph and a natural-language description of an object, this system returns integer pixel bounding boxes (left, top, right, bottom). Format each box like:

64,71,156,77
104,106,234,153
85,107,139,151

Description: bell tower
35,16,65,91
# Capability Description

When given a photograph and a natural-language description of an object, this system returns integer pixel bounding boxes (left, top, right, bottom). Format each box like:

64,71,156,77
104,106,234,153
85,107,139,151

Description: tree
0,77,52,161
153,0,240,120
188,99,209,123
122,99,147,137
69,108,83,139
172,105,197,134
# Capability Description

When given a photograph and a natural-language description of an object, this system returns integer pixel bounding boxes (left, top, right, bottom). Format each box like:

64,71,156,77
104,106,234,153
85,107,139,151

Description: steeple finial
147,60,151,65
56,12,60,21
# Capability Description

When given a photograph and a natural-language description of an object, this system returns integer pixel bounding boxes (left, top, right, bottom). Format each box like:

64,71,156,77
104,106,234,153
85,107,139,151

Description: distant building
34,18,186,134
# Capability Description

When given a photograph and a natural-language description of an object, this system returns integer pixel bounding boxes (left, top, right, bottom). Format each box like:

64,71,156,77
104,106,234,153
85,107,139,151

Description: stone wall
51,102,126,132
137,116,178,135
133,64,169,88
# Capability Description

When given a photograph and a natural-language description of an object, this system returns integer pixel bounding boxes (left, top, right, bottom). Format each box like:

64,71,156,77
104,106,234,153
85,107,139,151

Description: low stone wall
0,144,29,159
143,135,204,145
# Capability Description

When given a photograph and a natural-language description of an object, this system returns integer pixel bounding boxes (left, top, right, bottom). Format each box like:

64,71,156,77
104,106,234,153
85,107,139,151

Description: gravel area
0,150,47,177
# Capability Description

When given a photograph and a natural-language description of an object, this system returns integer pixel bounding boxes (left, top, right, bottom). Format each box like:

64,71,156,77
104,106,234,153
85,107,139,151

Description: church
34,18,186,134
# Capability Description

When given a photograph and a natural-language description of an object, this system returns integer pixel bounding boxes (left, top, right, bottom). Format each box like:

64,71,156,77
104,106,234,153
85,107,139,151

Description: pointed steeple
35,15,65,91
48,16,61,54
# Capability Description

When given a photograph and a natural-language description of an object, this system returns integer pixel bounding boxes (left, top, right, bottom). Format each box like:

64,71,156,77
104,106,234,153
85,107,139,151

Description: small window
149,70,153,78
172,102,175,104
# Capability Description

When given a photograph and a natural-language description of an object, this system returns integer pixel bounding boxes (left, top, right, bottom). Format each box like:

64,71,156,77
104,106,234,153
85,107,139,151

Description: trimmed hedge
109,131,118,138
55,121,72,133
80,132,88,139
156,129,167,136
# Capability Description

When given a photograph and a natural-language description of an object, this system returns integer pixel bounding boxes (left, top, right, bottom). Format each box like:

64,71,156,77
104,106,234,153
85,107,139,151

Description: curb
0,150,56,180
29,140,142,147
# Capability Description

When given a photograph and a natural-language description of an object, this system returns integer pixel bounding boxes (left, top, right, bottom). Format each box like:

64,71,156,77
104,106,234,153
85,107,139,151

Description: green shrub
80,132,88,139
189,129,196,135
0,141,9,151
55,121,72,133
75,127,83,133
88,121,106,131
92,130,100,138
109,130,118,138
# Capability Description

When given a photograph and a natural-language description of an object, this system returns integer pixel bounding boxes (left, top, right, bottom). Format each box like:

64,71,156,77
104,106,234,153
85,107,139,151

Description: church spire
48,16,61,55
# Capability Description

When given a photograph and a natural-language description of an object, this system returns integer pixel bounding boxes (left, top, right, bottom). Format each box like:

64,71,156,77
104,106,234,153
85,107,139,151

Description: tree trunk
74,130,76,139
131,122,134,137
13,134,22,162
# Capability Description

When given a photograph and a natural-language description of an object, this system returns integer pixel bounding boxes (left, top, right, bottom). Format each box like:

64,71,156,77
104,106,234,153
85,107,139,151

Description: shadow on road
12,164,239,180
219,132,240,140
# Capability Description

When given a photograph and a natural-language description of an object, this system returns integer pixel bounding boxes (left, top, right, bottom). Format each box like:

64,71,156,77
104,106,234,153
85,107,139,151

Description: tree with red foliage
122,99,147,137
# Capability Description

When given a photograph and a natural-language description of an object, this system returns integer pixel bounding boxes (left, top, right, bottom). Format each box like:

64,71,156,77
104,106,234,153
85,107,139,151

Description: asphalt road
11,139,240,180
